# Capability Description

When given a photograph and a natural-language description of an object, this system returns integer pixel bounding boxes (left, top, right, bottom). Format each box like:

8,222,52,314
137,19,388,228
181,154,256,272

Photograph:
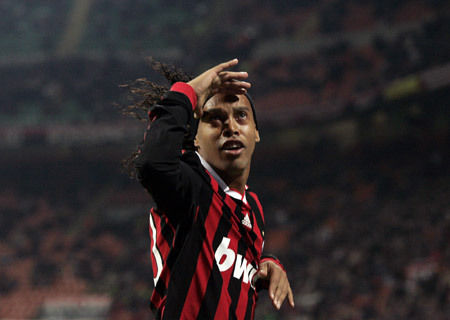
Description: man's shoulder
181,151,211,181
246,189,263,210
246,188,260,201
181,150,200,166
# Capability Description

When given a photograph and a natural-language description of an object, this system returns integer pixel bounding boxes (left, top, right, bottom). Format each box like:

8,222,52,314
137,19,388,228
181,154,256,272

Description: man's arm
135,59,251,223
135,85,200,223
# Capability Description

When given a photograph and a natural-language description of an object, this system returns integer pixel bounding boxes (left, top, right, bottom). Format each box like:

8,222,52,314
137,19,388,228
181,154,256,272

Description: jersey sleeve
134,84,201,225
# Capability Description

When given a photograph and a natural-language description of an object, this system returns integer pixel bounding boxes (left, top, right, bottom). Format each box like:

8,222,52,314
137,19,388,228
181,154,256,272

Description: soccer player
134,59,294,319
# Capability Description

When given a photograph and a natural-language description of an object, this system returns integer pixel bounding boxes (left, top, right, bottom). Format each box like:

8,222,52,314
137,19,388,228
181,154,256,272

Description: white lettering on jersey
214,237,258,288
214,237,236,272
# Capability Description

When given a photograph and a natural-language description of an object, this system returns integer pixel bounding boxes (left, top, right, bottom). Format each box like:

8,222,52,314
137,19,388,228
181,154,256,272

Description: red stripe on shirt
179,192,224,318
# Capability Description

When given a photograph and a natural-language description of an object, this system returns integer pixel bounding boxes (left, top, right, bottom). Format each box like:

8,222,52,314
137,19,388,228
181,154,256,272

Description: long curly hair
120,57,194,179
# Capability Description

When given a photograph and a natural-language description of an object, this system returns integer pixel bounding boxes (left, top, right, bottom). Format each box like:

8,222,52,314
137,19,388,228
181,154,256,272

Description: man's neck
196,152,250,196
218,168,249,195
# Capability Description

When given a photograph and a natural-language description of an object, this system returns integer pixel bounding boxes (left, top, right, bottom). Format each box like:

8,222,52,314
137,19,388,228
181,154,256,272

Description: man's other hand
257,259,295,310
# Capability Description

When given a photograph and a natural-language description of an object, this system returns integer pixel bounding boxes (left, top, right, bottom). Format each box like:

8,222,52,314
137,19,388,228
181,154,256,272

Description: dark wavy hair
120,57,194,179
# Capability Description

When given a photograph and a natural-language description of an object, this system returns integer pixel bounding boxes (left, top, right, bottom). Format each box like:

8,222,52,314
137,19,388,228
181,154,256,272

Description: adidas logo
242,213,252,229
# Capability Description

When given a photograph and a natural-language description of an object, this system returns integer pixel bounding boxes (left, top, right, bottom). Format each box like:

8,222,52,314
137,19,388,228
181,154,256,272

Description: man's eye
211,115,221,121
238,112,247,119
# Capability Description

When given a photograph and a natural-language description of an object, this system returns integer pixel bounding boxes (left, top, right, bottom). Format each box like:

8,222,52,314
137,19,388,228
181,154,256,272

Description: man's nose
223,117,239,137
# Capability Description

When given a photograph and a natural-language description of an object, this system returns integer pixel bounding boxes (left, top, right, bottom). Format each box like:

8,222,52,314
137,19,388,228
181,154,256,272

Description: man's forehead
203,94,251,110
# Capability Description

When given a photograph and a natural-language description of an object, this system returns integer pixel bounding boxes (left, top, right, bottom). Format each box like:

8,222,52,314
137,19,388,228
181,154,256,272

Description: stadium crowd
1,0,449,125
253,134,449,320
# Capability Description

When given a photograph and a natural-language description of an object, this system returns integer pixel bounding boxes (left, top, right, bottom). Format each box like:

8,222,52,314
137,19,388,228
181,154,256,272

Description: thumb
257,262,269,278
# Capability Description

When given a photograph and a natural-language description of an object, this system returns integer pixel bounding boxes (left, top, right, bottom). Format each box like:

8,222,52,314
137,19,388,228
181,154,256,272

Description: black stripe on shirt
196,202,233,319
163,185,213,319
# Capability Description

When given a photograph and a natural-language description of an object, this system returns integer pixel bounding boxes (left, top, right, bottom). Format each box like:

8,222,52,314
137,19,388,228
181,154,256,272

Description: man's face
195,94,260,179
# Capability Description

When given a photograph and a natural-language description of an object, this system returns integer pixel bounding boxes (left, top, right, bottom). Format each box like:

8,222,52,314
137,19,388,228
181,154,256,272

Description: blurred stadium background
0,0,449,319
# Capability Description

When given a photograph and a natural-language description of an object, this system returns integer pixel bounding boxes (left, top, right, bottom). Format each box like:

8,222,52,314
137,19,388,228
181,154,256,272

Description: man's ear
194,135,200,148
255,129,260,143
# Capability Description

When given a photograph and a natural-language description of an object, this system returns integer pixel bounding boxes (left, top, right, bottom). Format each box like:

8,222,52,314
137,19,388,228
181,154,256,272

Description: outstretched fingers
220,70,249,81
269,267,283,309
273,275,290,310
216,82,251,95
212,58,240,74
287,285,295,307
213,71,251,95
258,260,295,310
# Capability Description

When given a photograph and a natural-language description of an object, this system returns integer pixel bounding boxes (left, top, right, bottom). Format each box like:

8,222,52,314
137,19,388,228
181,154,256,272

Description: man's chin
221,148,245,157
221,159,248,174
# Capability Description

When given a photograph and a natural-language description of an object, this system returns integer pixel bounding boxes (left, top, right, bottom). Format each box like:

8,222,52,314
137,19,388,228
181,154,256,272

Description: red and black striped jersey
135,88,266,319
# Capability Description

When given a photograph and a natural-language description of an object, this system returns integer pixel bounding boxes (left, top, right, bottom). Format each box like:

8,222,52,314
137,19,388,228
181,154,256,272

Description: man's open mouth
221,140,244,156
221,140,244,152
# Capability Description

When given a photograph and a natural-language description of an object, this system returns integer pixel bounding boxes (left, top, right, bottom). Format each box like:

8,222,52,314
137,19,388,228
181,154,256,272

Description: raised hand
187,58,251,118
